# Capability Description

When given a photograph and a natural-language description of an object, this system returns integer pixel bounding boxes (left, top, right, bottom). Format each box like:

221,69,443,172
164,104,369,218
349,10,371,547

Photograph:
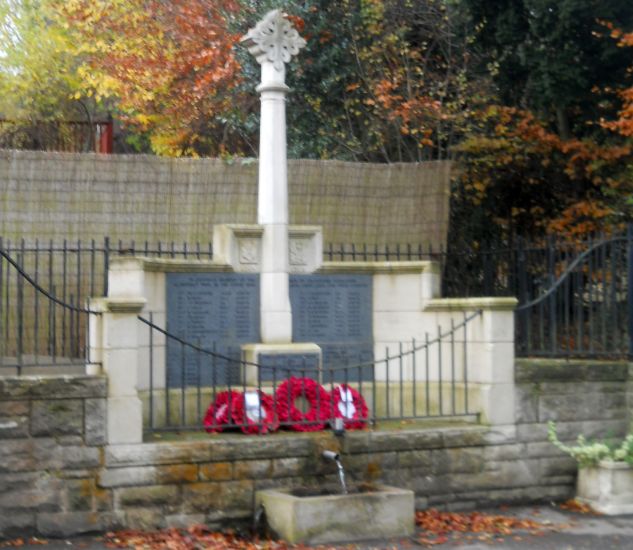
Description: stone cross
242,11,306,344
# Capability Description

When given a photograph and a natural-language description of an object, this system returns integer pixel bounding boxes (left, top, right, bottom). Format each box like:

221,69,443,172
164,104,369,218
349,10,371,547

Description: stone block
0,483,63,513
271,457,309,478
57,435,85,446
61,446,101,470
0,400,29,416
115,485,180,508
441,427,488,448
539,393,603,422
99,464,197,488
66,479,94,511
540,456,577,477
341,431,371,453
478,383,515,426
31,399,83,436
373,272,423,313
84,398,107,445
0,415,29,438
205,508,253,524
516,423,548,443
103,349,139,397
408,430,446,449
0,376,106,400
0,513,35,538
183,481,254,513
515,359,629,383
165,514,206,528
105,441,214,467
483,444,524,462
515,386,538,423
0,438,59,473
120,508,165,531
234,460,273,480
199,462,233,482
37,511,122,537
524,441,567,458
0,471,42,492
441,447,486,474
368,432,419,452
107,396,143,444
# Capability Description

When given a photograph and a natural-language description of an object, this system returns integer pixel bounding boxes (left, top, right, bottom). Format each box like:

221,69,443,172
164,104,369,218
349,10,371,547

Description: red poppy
203,390,241,433
331,384,369,430
275,377,332,432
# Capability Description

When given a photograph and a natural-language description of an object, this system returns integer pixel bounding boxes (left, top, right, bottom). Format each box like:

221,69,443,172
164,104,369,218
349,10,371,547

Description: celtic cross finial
242,10,306,71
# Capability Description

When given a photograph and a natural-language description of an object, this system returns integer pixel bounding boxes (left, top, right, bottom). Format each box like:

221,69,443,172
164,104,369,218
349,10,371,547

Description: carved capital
242,10,306,71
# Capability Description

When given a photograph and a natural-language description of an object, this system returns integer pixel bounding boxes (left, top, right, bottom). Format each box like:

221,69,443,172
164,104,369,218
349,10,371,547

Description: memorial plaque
166,273,259,386
290,274,373,381
257,353,321,383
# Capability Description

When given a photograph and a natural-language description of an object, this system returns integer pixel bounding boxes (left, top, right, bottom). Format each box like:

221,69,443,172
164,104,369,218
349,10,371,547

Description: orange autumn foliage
61,0,242,156
456,105,632,240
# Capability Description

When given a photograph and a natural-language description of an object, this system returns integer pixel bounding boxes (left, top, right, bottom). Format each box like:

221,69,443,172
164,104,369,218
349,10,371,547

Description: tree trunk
555,105,571,140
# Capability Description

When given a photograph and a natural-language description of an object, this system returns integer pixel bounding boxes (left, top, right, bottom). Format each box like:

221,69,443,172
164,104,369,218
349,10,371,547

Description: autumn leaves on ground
0,500,598,549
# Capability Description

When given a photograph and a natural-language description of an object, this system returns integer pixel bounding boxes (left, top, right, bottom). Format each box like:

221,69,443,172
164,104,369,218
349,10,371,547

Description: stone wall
0,376,107,537
0,359,631,538
0,150,451,248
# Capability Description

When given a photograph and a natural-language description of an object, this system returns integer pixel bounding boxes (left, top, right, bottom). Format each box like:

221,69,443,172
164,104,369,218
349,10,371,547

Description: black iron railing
138,311,479,434
0,238,213,373
514,232,630,357
0,246,102,374
3,231,633,371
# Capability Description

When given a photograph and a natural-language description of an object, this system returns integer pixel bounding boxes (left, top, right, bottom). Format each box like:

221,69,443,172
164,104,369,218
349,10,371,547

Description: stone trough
256,484,415,545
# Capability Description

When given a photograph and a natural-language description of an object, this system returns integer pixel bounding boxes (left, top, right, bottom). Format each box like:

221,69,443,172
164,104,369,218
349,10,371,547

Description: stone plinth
213,224,323,274
241,343,322,385
577,461,633,515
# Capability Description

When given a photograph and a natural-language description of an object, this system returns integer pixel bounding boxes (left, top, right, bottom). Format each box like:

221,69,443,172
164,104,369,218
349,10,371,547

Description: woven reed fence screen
0,151,450,249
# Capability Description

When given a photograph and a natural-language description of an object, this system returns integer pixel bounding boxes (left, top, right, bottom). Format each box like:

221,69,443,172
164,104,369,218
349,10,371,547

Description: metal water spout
322,450,348,494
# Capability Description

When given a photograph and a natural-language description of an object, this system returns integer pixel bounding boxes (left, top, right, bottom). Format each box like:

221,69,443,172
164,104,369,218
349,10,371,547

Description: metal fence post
103,236,110,297
627,224,633,358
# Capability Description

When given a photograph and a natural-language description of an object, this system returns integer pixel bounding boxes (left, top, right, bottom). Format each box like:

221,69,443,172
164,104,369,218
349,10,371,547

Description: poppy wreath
275,376,332,432
331,383,369,430
232,390,279,434
203,390,242,433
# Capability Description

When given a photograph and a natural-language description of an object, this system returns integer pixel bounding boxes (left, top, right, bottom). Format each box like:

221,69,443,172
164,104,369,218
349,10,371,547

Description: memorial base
241,343,322,385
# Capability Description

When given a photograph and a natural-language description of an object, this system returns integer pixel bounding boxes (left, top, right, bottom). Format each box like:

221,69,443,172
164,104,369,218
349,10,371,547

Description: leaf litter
416,508,569,547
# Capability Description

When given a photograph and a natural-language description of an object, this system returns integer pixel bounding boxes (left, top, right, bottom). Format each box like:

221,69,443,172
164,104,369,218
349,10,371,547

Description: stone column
423,297,518,427
242,10,306,344
88,258,147,444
